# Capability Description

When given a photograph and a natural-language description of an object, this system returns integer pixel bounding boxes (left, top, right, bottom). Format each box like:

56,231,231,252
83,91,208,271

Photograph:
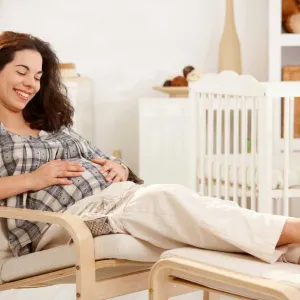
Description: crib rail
190,72,300,215
197,92,261,211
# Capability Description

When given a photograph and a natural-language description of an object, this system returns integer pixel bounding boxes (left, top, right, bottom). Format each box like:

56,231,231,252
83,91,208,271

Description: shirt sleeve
67,127,144,184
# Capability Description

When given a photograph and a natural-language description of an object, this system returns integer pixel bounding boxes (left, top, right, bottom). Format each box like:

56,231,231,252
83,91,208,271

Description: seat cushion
161,247,300,299
2,234,163,282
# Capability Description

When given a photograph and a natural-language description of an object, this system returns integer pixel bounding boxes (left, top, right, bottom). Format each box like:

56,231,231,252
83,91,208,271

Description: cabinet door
139,98,196,189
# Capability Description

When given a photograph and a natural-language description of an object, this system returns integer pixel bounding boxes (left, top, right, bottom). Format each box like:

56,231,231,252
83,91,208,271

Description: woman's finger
58,171,84,178
100,163,113,174
63,161,83,167
112,175,122,183
66,165,86,172
105,170,117,182
55,178,73,185
92,158,107,165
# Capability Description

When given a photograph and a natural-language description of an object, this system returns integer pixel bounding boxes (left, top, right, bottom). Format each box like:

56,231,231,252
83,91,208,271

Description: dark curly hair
0,31,74,131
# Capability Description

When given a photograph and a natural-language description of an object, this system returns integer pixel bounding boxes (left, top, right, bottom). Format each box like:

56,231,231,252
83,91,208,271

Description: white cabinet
63,77,94,143
138,97,196,190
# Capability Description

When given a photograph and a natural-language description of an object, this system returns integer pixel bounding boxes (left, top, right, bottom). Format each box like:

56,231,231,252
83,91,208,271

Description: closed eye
17,71,41,81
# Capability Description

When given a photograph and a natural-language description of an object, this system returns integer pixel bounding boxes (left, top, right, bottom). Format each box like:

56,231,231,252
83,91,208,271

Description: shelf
281,34,300,46
152,86,188,98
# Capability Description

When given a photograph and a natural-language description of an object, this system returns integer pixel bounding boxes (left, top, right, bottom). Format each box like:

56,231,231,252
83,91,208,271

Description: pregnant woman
0,31,300,265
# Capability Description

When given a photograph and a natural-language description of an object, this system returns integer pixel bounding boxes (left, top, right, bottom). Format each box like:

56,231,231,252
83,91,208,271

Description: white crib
190,71,300,216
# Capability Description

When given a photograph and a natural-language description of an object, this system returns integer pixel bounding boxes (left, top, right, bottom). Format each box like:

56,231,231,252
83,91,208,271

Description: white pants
36,182,289,264
108,182,289,264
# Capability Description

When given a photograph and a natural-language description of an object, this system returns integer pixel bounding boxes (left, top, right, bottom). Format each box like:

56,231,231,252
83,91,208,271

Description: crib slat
283,96,291,216
207,94,214,197
233,96,239,204
199,93,206,196
224,95,230,200
258,96,273,213
216,96,222,198
250,96,257,211
241,96,247,208
193,93,201,192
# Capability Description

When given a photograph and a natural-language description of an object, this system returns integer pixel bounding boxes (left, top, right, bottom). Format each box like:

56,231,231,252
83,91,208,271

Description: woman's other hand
92,157,129,183
28,159,85,191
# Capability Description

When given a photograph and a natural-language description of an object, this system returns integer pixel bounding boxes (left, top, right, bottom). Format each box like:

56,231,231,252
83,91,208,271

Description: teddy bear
282,0,300,33
163,66,203,87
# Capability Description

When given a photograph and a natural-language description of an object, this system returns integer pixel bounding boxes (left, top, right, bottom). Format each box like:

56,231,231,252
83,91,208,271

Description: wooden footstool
149,247,300,300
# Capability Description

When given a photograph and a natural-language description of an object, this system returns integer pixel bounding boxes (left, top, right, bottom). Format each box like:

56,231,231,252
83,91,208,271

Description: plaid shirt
0,124,142,256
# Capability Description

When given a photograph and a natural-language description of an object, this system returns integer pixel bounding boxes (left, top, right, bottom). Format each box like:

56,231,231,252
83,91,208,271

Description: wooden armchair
0,207,196,299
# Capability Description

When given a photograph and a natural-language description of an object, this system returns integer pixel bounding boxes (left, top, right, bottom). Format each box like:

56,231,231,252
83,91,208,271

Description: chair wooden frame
0,207,196,299
149,257,300,300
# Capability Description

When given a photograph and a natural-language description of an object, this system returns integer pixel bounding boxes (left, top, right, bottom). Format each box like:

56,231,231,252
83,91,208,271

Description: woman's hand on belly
92,157,129,183
27,159,86,191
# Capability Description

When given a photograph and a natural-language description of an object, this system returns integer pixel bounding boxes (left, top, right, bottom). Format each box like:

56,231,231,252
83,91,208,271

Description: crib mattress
199,153,300,189
162,247,300,300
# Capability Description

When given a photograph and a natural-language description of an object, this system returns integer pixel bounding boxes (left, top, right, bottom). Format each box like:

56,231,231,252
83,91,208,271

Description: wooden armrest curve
0,206,93,251
0,206,96,293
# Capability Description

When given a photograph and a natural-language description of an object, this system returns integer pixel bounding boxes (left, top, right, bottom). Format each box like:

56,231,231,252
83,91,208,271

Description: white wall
0,1,269,299
0,0,268,174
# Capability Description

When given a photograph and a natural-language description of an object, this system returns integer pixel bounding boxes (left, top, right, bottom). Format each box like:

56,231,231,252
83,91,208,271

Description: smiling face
0,49,43,113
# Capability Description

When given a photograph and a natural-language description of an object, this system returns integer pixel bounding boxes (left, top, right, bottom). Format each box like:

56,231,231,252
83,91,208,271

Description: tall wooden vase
218,0,242,74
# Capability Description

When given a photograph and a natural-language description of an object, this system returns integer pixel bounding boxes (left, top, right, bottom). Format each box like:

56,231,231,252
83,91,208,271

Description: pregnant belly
25,160,111,212
68,160,110,196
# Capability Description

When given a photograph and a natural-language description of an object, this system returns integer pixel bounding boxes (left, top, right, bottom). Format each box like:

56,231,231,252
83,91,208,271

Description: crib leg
203,291,220,300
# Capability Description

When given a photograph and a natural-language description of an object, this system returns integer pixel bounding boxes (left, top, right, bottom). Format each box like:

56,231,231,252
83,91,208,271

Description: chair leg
149,267,170,300
76,282,96,300
203,291,221,300
76,268,97,300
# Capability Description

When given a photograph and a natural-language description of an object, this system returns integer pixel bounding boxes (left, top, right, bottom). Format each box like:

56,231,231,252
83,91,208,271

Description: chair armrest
0,207,96,294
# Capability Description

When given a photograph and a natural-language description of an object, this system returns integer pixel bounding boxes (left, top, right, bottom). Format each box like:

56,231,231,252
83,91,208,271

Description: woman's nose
23,75,36,88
